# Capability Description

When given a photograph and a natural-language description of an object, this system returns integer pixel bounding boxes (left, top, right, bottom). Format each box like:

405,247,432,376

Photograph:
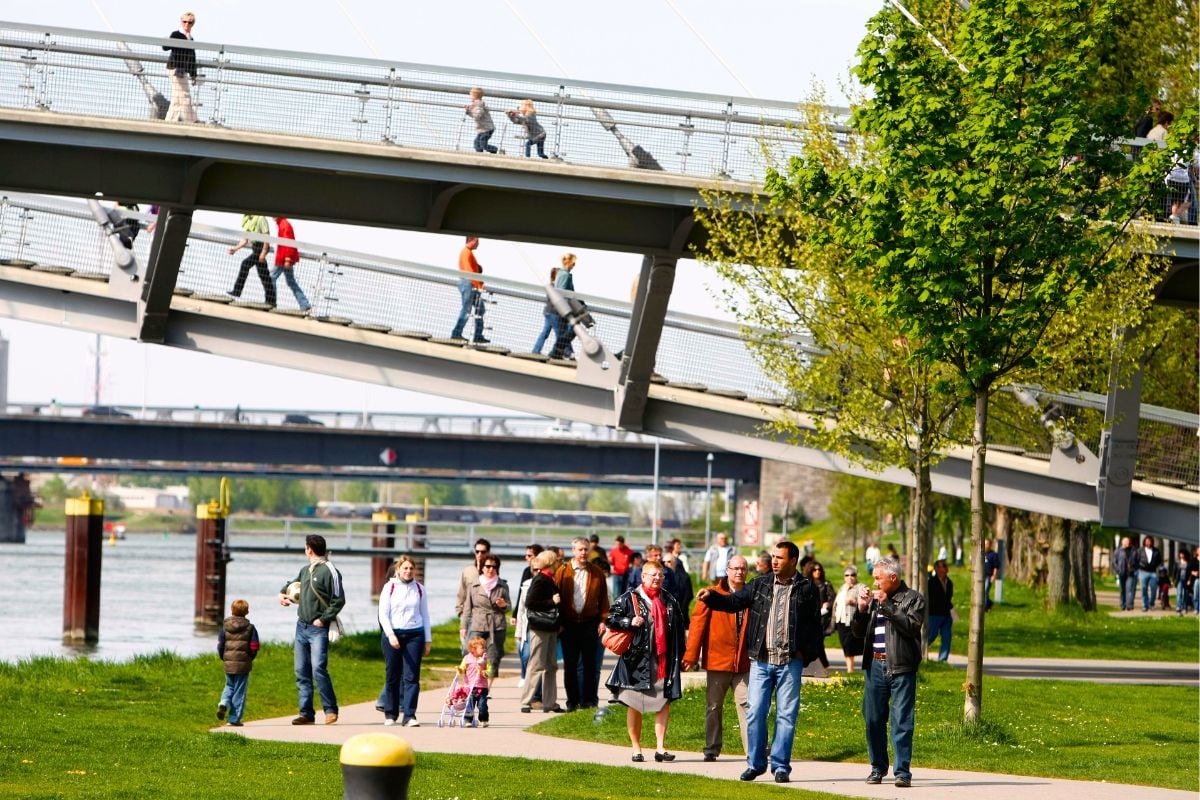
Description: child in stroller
438,672,472,728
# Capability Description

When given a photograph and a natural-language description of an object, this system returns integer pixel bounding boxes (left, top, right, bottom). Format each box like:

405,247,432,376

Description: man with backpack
278,534,344,725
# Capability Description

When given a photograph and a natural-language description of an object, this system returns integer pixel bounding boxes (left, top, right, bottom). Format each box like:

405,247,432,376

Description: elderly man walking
697,541,822,784
556,536,610,710
851,559,927,788
683,555,751,762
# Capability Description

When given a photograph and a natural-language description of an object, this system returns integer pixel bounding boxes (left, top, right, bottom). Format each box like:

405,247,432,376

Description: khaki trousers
165,69,196,123
705,669,750,757
520,628,558,709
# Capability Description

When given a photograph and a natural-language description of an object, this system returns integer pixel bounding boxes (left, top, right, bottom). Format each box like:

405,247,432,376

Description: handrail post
383,68,397,144
207,46,227,126
552,85,566,159
718,101,734,179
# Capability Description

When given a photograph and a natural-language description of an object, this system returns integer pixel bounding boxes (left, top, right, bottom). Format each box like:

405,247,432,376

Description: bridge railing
0,21,846,184
2,193,1195,489
0,193,790,400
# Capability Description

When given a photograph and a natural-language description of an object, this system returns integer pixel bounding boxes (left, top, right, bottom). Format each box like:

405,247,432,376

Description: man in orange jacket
450,236,488,343
683,554,751,761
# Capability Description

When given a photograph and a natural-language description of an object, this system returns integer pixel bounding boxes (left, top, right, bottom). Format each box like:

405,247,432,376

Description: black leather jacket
701,572,823,666
605,588,686,701
850,581,926,675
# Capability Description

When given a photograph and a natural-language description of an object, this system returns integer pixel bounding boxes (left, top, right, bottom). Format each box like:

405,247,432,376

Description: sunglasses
475,549,488,554
482,563,498,569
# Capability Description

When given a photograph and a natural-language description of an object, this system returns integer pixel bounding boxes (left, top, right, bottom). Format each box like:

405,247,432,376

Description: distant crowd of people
1113,536,1199,614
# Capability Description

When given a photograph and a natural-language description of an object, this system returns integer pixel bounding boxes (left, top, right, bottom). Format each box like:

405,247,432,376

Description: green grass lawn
535,663,1197,791
0,634,836,800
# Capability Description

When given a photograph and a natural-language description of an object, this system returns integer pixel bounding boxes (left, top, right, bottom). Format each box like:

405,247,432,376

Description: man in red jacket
683,554,751,761
608,535,634,597
271,217,310,312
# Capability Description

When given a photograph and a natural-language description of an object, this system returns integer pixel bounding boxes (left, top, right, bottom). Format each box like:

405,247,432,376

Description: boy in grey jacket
466,87,498,154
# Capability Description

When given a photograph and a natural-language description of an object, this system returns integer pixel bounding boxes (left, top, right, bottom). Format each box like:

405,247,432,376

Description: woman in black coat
604,561,686,763
519,551,565,713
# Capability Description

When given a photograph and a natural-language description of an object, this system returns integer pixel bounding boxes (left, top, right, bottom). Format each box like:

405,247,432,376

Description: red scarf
642,586,668,680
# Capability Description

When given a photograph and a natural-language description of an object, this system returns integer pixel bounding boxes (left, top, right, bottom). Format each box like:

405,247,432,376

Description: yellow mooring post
194,478,231,625
63,494,105,643
340,733,415,800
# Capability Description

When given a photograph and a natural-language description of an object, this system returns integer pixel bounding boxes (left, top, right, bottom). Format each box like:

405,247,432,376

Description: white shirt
572,561,589,614
704,544,734,577
378,578,432,642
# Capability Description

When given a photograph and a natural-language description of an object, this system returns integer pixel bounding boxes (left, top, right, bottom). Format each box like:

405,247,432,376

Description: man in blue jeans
1135,536,1163,612
449,236,488,343
851,558,927,788
923,559,953,662
279,534,345,725
696,541,822,784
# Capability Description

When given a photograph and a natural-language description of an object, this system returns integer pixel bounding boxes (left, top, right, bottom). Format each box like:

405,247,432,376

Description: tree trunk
953,518,965,566
1070,522,1096,611
1046,516,1071,609
964,388,988,725
911,461,934,659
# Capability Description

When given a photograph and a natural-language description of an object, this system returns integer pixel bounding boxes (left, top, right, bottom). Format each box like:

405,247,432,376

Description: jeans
532,311,559,354
1137,570,1159,611
926,615,952,661
450,279,485,341
231,244,276,306
1177,582,1193,613
382,627,425,722
518,635,531,679
219,673,249,724
550,317,575,359
464,687,490,723
863,660,917,781
745,658,804,776
560,620,601,708
294,619,337,719
524,136,547,158
473,130,498,153
1119,574,1137,610
271,266,310,311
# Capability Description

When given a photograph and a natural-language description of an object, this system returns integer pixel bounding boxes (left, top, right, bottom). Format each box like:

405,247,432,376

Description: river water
6,531,469,663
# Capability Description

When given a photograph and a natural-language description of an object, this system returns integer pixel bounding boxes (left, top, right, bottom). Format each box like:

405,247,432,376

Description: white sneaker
404,718,420,728
383,719,397,726
517,678,526,689
481,721,489,728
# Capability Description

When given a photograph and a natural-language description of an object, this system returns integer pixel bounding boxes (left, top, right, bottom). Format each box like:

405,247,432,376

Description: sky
1,0,879,416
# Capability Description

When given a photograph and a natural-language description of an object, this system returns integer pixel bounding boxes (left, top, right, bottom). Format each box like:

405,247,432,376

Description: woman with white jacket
378,556,432,727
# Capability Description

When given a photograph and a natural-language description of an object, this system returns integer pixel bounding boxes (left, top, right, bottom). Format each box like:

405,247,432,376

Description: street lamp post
704,453,714,551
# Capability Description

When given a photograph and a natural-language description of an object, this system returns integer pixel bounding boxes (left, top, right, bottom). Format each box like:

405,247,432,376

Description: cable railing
1,193,1194,490
0,20,848,184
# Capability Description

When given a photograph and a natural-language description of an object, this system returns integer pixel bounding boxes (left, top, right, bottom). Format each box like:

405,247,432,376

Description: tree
408,483,466,507
813,0,1185,723
828,475,903,565
586,488,632,513
339,481,378,505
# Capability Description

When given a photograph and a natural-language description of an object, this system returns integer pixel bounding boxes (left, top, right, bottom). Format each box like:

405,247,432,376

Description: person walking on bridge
450,237,488,343
271,217,310,313
466,88,498,154
228,214,276,307
163,12,198,123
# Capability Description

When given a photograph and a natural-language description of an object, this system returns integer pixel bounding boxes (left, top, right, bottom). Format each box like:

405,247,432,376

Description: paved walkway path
219,667,1192,800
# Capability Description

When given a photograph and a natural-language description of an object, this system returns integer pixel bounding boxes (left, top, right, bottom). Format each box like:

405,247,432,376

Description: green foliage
337,481,377,504
186,478,314,516
463,484,516,508
408,482,467,507
35,476,72,506
537,666,1197,790
586,487,632,513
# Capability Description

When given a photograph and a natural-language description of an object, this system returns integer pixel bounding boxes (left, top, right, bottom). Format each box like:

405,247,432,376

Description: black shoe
702,753,717,762
520,706,532,713
654,751,675,763
291,716,314,726
895,776,912,788
631,753,645,762
866,771,884,784
216,704,226,721
472,337,490,344
565,703,579,712
740,769,763,782
545,705,566,713
774,771,790,784
226,721,243,727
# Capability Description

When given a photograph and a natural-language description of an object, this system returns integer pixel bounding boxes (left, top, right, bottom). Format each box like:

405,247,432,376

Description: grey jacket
509,111,546,141
466,99,495,132
850,581,926,675
462,578,511,632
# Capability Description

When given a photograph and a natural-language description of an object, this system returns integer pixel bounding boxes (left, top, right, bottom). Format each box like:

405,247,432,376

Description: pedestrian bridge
1,193,1195,542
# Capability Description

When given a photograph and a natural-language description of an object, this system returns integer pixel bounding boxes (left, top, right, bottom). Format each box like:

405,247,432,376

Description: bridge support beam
139,207,194,342
615,255,676,430
1098,360,1143,528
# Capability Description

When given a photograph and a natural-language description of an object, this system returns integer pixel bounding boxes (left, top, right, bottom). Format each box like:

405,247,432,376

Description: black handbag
526,606,560,632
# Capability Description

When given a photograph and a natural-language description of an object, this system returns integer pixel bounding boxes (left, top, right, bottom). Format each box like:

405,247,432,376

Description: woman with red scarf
605,561,686,763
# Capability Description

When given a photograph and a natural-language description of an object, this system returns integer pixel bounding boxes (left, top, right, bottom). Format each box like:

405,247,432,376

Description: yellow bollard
340,733,415,800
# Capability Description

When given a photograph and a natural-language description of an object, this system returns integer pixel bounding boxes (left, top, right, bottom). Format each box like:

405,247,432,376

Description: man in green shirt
228,214,276,306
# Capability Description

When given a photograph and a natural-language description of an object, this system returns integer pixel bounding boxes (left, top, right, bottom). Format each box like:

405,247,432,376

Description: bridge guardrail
0,20,847,185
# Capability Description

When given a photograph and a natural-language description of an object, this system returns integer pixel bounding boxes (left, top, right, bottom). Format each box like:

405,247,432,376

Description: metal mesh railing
1,193,1193,488
0,21,844,184
0,194,783,399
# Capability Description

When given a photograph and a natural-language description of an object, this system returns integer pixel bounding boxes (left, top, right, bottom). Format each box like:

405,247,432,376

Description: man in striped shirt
851,558,926,788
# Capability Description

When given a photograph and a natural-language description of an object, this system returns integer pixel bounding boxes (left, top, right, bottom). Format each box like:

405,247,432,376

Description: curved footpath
220,665,1193,800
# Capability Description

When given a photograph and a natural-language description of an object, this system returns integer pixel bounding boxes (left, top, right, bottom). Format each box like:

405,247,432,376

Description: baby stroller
437,673,476,728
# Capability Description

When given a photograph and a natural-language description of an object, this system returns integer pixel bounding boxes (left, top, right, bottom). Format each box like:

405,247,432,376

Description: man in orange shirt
450,236,488,343
683,554,751,762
